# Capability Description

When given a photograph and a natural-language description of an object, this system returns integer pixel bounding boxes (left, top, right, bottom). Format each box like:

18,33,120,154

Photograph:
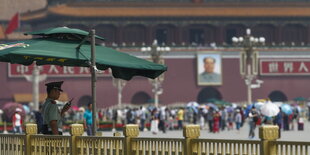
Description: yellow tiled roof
20,3,310,21
49,4,310,17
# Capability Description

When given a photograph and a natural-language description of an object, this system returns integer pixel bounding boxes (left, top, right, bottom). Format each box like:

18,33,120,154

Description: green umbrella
0,27,167,135
214,100,231,106
206,98,219,103
25,27,105,41
293,97,307,102
0,38,166,80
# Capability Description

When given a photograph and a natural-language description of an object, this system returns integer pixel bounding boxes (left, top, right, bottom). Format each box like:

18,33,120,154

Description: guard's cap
45,81,64,92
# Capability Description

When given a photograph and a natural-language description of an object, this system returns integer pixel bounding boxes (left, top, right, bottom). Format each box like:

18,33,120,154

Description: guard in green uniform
42,81,70,135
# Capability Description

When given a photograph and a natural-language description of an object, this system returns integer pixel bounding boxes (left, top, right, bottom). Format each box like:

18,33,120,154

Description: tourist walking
12,108,23,134
84,103,94,136
248,107,259,139
235,109,242,130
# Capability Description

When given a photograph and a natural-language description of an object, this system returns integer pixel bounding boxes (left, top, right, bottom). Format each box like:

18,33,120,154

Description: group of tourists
100,101,307,137
103,105,248,134
9,80,309,137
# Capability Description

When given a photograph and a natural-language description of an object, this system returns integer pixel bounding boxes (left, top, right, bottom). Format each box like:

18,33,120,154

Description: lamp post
112,78,126,108
24,63,47,111
232,28,265,105
141,40,170,107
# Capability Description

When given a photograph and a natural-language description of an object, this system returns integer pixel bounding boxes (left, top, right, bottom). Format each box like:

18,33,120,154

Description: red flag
5,13,20,35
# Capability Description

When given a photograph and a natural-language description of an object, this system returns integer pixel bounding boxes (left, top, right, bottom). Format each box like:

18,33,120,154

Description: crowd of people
11,94,310,138
102,105,246,135
3,80,308,138
77,101,308,138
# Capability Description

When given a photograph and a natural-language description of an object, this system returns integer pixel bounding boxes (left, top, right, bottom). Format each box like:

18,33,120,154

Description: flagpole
90,29,97,135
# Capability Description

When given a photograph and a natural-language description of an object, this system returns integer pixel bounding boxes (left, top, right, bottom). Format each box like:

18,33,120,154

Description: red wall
1,56,310,108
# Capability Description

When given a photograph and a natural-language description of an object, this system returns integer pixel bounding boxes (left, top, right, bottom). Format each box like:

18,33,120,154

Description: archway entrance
197,87,222,103
77,95,92,107
268,90,288,102
131,91,151,104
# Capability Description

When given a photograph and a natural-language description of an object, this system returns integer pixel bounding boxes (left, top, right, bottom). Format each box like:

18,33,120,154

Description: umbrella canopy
225,106,234,113
23,105,30,114
205,103,218,111
186,101,199,108
293,97,307,102
245,104,253,117
273,101,283,107
260,102,280,117
206,98,219,103
0,38,167,80
254,102,264,110
0,27,167,135
280,104,293,115
231,103,237,109
214,100,231,107
2,102,26,122
25,27,105,41
186,102,199,113
199,105,208,109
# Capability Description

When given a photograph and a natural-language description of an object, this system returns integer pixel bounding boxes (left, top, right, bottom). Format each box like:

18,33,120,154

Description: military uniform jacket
42,98,62,131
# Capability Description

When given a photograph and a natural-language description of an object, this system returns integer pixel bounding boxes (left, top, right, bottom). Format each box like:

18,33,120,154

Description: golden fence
132,138,184,154
30,135,71,155
192,139,261,155
272,141,310,155
76,136,124,155
0,134,24,154
0,124,309,155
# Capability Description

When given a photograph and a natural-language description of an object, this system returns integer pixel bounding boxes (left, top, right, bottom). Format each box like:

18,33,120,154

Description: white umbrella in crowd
254,101,265,109
186,101,199,108
260,101,280,117
273,101,283,107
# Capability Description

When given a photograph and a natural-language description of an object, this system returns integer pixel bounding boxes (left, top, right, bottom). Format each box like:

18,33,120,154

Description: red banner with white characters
260,59,310,76
8,64,111,77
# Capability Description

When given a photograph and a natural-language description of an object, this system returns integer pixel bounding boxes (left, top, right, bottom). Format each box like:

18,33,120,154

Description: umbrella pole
90,29,97,135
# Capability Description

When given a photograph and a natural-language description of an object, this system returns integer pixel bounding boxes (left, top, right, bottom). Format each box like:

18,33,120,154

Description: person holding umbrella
42,81,71,135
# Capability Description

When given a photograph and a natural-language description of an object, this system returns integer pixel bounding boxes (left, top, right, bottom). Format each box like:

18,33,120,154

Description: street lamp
141,40,170,107
112,77,127,108
232,28,265,105
24,63,47,111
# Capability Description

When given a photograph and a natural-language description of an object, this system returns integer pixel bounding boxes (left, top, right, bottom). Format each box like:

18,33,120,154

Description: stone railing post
25,123,37,155
123,124,139,155
259,125,279,155
70,124,84,155
183,125,200,155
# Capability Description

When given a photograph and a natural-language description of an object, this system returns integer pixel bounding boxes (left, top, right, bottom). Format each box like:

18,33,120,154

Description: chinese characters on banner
9,64,111,77
260,59,310,75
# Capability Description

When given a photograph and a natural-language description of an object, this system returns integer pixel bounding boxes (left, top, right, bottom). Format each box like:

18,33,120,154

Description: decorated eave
20,2,310,21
